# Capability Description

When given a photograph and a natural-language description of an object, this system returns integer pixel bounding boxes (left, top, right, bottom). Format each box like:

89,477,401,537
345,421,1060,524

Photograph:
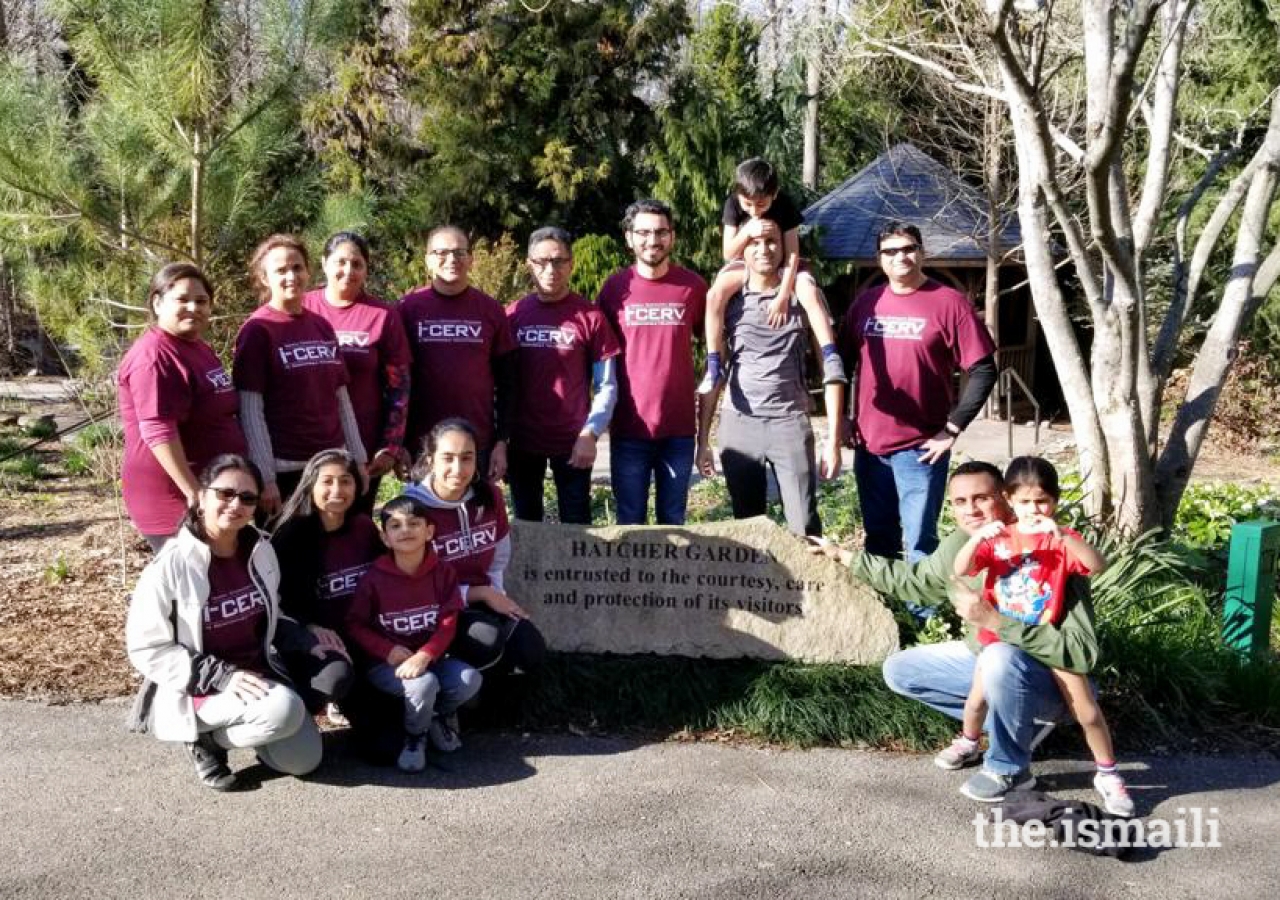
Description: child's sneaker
934,735,983,770
428,714,462,753
398,733,427,772
959,767,1036,802
1093,770,1135,817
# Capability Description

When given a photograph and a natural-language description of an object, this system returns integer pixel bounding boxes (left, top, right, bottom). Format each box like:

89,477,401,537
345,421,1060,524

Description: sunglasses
529,257,572,269
879,244,920,257
208,486,260,506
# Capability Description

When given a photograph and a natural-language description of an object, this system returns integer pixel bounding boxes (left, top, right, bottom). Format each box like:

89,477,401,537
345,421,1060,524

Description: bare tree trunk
1156,91,1280,529
190,122,204,265
983,96,1002,419
802,1,822,191
0,1,9,54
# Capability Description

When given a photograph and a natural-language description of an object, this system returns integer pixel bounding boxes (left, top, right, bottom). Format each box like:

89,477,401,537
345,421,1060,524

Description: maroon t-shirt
118,327,247,535
303,290,410,456
345,552,464,662
597,265,707,440
838,279,996,455
399,285,515,457
506,292,622,456
313,513,384,631
202,551,268,675
422,486,511,588
232,305,349,462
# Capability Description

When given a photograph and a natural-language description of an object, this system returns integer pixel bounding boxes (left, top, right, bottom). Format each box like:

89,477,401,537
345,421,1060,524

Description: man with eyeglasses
506,226,621,524
596,199,707,525
837,221,997,562
696,230,845,537
399,225,517,480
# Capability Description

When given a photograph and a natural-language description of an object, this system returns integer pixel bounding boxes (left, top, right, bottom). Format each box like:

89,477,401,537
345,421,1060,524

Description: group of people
118,155,1129,816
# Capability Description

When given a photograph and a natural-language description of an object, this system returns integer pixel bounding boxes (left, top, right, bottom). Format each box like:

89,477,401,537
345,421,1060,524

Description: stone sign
507,516,898,663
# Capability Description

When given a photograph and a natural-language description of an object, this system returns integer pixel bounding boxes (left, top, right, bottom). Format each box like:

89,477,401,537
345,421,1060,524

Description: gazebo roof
802,143,1022,264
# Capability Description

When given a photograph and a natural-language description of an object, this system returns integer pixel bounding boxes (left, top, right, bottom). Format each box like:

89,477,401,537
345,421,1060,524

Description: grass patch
471,654,955,751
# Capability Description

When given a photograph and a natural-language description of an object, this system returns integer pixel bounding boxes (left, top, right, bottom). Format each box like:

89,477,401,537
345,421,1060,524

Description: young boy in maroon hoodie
346,495,482,772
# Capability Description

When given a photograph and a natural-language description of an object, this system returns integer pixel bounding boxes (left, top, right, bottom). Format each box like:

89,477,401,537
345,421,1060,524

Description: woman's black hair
182,454,266,549
322,231,371,266
275,448,362,529
414,417,493,508
1003,455,1061,500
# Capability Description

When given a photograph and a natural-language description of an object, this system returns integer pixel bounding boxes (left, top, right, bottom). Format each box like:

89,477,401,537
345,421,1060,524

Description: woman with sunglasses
272,448,383,723
404,418,546,689
233,234,368,519
126,455,346,790
118,263,247,551
303,233,411,513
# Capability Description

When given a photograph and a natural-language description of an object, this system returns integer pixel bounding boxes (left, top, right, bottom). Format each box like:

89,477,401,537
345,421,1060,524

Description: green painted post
1222,520,1280,658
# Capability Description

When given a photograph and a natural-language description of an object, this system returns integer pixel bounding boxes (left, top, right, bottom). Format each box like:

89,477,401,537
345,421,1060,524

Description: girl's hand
395,651,431,680
470,586,529,620
1018,514,1060,537
308,625,350,660
975,520,1007,541
368,449,397,480
227,670,270,702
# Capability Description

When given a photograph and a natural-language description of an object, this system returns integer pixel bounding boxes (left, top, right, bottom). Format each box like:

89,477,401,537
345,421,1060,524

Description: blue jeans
610,436,696,525
367,658,483,736
854,445,950,562
882,641,1068,776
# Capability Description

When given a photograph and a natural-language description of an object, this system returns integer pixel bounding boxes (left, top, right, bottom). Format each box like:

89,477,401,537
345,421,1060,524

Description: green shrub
570,233,630,301
1172,481,1280,550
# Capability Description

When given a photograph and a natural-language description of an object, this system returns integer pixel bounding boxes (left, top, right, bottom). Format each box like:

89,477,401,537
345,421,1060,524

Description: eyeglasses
208,486,260,506
429,248,470,260
529,257,572,269
879,244,920,257
631,228,672,241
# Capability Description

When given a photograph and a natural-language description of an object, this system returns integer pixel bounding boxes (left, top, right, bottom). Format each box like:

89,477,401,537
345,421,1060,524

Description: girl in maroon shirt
303,233,411,513
405,418,546,681
233,234,368,517
117,264,247,550
273,448,383,724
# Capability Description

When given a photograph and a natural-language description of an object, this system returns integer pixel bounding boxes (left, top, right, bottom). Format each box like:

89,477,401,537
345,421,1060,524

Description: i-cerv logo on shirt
416,320,484,343
434,523,499,560
277,341,340,367
205,367,233,391
336,331,374,351
516,325,577,348
862,316,927,341
203,588,266,626
623,304,686,327
379,606,440,635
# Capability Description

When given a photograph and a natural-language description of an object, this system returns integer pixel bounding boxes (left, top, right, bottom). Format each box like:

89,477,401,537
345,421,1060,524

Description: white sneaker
1094,770,1135,817
325,703,349,727
428,714,462,753
398,733,426,772
934,735,983,770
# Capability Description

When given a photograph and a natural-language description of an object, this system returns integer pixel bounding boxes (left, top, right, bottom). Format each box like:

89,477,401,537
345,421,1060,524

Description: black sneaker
187,733,237,791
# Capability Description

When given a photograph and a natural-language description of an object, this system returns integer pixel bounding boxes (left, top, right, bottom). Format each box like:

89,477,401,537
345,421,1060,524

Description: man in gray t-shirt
696,232,846,536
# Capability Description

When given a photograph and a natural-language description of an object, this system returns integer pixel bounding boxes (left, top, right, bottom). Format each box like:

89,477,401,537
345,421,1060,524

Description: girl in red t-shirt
947,456,1132,817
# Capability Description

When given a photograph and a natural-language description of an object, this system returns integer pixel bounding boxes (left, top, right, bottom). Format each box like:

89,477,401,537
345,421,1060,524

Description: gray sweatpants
195,681,321,776
717,408,820,537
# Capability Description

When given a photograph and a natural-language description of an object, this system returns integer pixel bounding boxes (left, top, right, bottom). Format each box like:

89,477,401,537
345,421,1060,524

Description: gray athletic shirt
725,285,811,418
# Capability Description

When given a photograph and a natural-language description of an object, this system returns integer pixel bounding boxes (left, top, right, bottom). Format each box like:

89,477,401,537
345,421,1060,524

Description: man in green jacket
845,460,1097,802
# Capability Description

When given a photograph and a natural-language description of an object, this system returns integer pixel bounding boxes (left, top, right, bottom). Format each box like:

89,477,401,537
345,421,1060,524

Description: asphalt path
2,700,1277,899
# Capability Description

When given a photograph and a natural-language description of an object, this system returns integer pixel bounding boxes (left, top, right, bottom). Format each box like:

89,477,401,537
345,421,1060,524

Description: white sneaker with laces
934,736,983,770
1094,770,1135,817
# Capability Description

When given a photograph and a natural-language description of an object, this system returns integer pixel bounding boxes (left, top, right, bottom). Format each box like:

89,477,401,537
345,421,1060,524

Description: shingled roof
802,143,1022,264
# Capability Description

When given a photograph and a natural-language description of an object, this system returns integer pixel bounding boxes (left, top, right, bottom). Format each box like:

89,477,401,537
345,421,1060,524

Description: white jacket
125,525,287,742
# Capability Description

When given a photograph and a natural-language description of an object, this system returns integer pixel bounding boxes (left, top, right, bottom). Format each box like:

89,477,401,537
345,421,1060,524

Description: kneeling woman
405,418,546,682
126,455,346,790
